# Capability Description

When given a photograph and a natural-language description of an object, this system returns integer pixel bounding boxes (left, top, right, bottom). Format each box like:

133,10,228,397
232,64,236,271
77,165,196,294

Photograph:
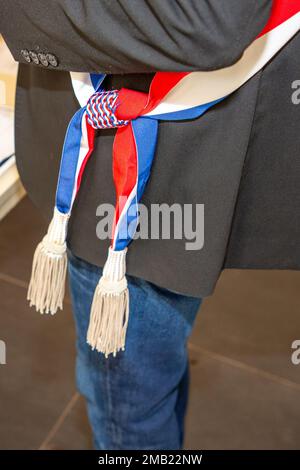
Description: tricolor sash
28,1,300,357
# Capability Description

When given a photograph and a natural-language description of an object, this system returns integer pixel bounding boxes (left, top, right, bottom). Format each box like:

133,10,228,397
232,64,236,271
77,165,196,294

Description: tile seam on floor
188,342,300,391
0,271,28,289
0,271,71,304
38,392,80,450
2,269,299,390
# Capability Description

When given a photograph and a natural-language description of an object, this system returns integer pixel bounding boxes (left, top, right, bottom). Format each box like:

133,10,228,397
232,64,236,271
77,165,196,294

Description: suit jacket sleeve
0,0,272,73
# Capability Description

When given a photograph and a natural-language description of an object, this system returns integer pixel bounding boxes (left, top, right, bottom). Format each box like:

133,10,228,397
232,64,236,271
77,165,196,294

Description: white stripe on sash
70,72,95,107
146,12,300,116
69,12,300,117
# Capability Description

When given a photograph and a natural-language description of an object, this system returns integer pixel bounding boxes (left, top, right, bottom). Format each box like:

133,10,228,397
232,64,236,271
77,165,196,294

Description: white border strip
145,13,300,116
70,13,300,117
70,111,89,206
70,72,95,107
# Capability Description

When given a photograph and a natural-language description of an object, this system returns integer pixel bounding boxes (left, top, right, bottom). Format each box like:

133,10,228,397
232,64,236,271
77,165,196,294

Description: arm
0,0,272,73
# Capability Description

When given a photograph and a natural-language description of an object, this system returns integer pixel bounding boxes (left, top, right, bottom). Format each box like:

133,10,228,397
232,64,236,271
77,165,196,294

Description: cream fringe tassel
87,247,129,358
27,208,70,314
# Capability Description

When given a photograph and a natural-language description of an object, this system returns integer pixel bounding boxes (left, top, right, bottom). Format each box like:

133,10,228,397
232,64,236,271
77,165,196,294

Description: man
1,0,300,450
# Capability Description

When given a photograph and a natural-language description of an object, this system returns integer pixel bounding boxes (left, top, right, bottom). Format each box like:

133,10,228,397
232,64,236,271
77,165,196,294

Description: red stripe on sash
258,0,300,37
111,123,138,243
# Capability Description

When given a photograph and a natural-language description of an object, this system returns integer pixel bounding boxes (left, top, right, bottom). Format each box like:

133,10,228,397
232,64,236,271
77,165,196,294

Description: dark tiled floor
186,350,300,450
0,198,47,283
190,269,300,384
0,197,300,449
0,279,76,449
41,394,93,450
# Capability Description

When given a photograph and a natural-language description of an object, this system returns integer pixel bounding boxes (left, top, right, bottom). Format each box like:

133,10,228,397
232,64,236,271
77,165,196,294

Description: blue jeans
68,251,202,450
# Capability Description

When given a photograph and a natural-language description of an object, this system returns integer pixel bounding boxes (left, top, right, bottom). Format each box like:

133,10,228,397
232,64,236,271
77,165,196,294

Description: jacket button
46,53,58,67
29,51,39,65
38,53,49,67
21,49,31,63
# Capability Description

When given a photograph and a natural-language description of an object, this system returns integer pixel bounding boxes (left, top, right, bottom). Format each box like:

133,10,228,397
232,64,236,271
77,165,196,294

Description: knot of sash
86,90,129,129
86,88,152,130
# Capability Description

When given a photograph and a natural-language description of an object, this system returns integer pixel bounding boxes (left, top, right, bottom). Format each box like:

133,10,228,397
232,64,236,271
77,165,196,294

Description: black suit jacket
1,1,300,298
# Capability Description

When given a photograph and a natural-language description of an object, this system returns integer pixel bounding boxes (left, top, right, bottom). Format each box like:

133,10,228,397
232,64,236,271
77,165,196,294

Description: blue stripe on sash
114,118,158,250
55,107,85,213
147,98,223,121
113,100,223,249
